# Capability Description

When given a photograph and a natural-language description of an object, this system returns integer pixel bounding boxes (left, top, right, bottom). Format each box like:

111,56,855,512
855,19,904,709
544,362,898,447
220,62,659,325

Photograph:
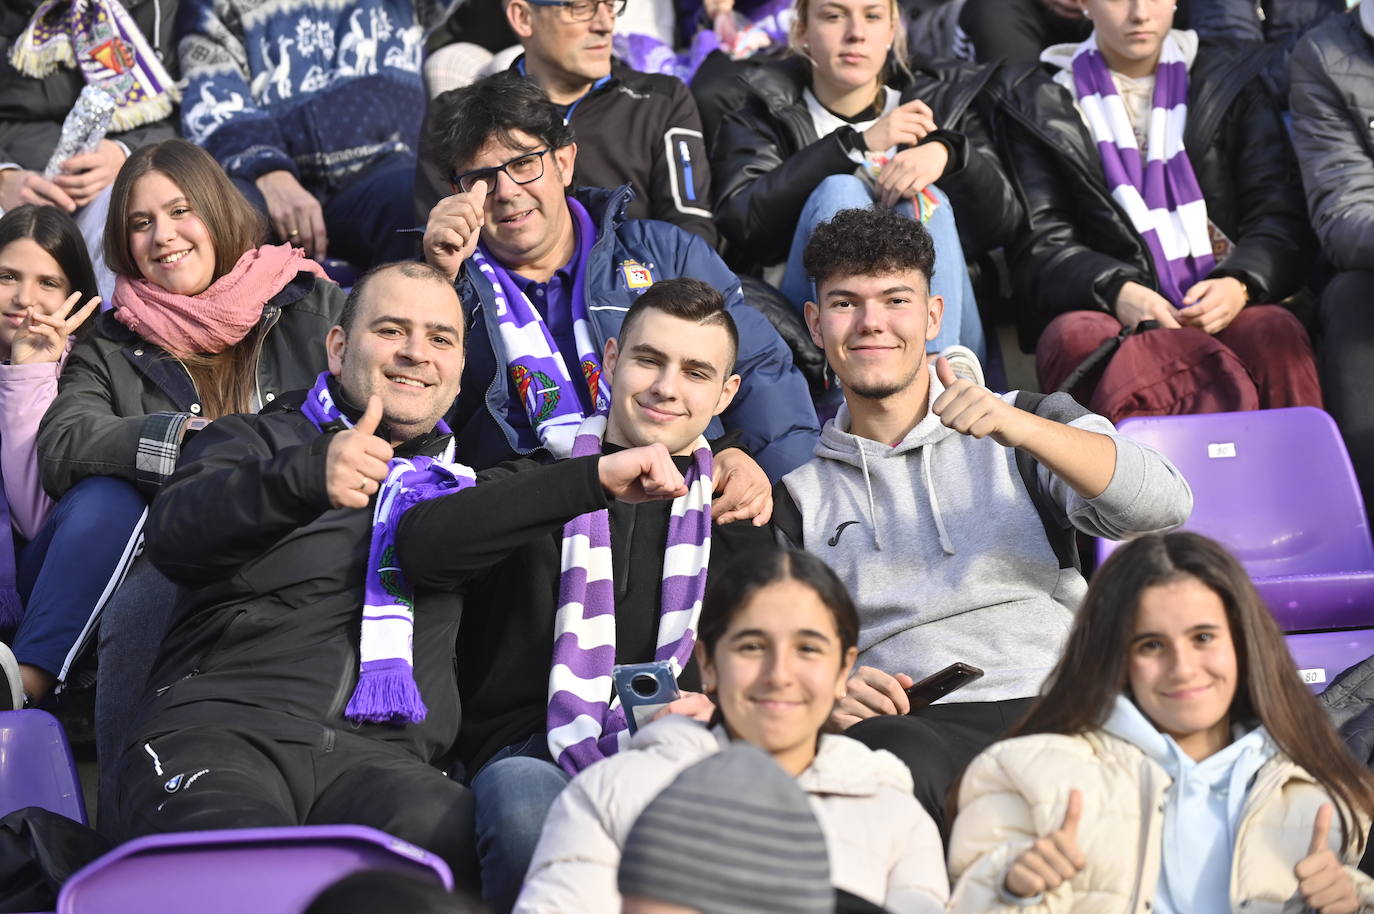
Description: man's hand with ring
325,396,394,509
256,170,327,259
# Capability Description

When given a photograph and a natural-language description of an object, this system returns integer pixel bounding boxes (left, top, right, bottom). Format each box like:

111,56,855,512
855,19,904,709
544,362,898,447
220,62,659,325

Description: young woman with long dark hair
516,547,949,914
948,532,1374,913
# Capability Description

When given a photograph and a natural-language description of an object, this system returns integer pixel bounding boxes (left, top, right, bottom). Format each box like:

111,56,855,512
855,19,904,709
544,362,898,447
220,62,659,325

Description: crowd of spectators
2,0,1374,911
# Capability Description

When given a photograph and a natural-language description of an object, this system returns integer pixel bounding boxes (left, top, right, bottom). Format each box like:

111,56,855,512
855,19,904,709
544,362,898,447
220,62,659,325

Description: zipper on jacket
154,667,200,696
250,307,283,411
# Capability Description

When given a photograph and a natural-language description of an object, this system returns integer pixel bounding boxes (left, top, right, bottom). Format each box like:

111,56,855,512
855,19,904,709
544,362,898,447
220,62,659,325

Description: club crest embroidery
621,260,653,289
581,360,607,411
512,364,561,424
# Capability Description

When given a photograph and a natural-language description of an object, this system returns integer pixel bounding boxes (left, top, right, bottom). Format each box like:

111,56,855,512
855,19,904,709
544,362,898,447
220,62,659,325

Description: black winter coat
139,384,611,765
37,272,344,499
711,56,1022,268
994,41,1315,350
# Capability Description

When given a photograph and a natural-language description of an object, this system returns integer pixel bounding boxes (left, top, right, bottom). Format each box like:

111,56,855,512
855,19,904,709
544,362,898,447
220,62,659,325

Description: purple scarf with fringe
545,413,713,774
1071,32,1216,307
299,372,475,726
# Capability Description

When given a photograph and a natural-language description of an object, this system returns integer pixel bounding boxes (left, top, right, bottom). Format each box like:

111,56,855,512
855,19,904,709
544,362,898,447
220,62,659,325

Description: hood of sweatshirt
814,364,961,553
1103,693,1276,913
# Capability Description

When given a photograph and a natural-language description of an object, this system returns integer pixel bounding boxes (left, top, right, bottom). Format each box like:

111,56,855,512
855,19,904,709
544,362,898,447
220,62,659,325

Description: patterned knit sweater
177,0,444,192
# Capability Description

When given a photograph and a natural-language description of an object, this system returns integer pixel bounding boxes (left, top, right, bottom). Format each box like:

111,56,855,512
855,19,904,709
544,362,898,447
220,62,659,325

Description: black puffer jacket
993,41,1315,350
711,55,1022,269
37,271,344,499
1290,8,1374,273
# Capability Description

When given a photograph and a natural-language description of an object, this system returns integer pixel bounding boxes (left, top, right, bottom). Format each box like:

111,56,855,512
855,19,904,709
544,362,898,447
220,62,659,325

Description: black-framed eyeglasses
524,0,627,22
451,148,553,194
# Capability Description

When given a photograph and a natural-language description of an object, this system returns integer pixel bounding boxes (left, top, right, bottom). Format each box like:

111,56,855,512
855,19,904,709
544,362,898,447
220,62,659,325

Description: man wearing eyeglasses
414,0,720,247
420,75,818,482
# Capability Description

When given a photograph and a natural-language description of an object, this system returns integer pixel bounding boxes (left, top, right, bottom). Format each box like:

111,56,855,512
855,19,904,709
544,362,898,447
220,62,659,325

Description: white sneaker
939,345,986,388
0,642,21,711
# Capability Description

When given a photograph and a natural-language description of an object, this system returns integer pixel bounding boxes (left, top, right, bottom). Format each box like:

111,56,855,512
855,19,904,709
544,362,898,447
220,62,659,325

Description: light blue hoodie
1102,694,1276,914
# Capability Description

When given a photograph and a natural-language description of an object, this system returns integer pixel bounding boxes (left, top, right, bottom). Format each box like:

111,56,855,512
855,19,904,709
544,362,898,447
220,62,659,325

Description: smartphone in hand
905,662,984,713
613,660,681,735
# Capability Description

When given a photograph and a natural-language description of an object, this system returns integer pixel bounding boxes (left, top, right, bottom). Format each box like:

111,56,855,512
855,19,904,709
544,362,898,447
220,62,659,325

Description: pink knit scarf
113,244,329,357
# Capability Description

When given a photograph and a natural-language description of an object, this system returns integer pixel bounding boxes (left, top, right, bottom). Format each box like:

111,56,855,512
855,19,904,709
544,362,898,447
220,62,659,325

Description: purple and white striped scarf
614,0,793,81
1072,32,1215,307
299,372,476,726
9,0,177,132
470,197,608,459
546,413,713,774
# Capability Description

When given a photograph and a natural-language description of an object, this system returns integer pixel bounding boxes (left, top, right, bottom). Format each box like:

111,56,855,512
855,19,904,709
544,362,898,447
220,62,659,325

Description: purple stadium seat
1098,408,1374,632
321,258,359,292
58,825,453,914
0,709,87,824
1287,630,1374,693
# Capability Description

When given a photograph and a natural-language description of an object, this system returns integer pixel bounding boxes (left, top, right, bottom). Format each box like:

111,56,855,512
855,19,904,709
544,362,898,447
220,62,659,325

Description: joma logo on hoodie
828,521,860,546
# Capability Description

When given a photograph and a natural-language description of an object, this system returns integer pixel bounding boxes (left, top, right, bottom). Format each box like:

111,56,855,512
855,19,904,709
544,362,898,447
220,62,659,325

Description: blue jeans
779,174,987,362
470,735,572,913
12,476,147,680
233,151,418,269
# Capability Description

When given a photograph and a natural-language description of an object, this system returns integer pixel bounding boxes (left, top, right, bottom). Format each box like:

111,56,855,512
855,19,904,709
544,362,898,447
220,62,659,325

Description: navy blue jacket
448,185,819,480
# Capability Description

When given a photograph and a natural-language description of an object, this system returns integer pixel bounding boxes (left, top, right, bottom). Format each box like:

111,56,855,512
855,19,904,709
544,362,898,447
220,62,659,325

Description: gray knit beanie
617,742,834,914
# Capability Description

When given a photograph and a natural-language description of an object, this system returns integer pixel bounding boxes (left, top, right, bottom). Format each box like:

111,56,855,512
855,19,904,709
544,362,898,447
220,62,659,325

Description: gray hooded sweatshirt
781,367,1193,703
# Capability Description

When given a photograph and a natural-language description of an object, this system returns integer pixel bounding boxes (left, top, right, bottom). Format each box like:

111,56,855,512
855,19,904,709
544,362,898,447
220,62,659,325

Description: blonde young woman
710,0,1021,360
948,531,1374,914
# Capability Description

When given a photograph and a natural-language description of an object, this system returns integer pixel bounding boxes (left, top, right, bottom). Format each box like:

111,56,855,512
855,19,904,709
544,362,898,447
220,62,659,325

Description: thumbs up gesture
423,177,488,282
1004,789,1087,899
932,357,1030,448
1295,803,1359,914
325,395,395,509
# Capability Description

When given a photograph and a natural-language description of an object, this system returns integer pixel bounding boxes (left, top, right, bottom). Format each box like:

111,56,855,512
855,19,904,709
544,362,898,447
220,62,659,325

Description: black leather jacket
993,41,1314,350
711,56,1022,268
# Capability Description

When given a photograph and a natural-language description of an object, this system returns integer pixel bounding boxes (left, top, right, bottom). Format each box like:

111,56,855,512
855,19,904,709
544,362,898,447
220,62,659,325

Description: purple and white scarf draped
299,372,476,726
470,197,608,459
9,0,177,132
546,413,713,774
1072,32,1215,307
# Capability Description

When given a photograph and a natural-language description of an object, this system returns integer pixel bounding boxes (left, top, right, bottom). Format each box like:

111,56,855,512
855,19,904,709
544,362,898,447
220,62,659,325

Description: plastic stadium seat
58,825,452,914
0,709,87,824
1287,630,1374,693
1098,408,1374,633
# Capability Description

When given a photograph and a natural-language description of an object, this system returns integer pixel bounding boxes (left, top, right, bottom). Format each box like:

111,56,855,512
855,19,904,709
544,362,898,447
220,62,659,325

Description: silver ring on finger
357,475,369,491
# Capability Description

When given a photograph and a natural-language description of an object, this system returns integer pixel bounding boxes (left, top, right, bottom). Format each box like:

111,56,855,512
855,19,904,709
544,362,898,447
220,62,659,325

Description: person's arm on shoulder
143,413,337,584
399,444,689,589
648,80,719,247
678,238,818,480
398,454,609,590
1289,31,1374,273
